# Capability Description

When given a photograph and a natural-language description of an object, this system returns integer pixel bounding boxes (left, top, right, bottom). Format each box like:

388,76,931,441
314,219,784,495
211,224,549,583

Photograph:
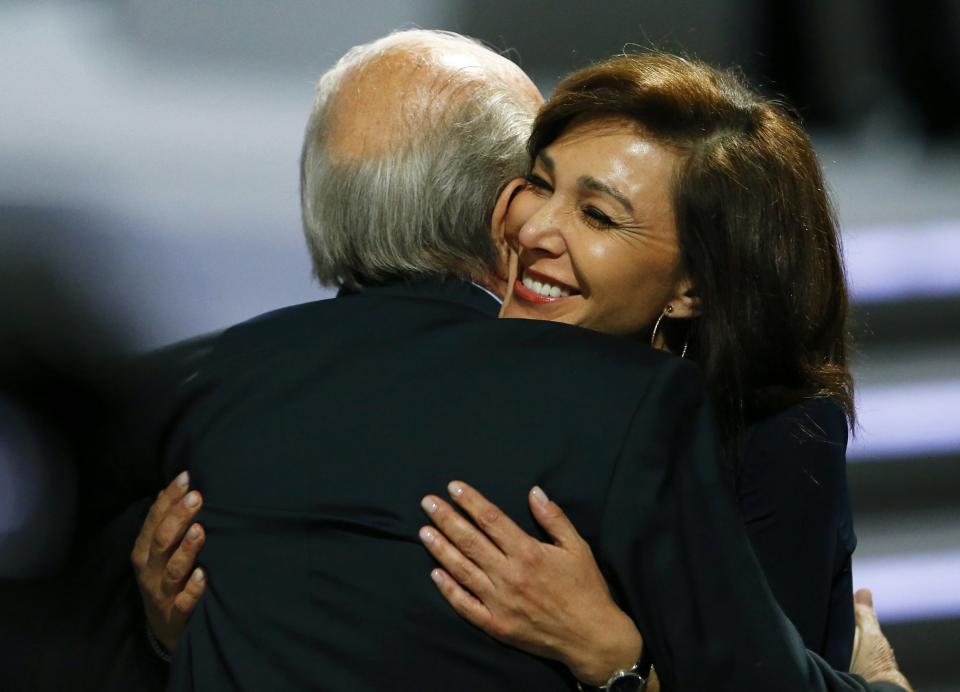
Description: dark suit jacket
125,278,896,691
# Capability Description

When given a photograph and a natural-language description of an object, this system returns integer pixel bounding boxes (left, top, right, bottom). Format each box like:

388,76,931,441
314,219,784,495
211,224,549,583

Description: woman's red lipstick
513,268,577,304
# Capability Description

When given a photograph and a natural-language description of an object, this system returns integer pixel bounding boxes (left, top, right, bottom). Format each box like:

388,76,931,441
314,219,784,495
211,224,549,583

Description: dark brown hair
531,52,854,461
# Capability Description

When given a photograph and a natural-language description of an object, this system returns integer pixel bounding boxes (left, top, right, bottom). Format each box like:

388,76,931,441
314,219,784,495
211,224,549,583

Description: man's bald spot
326,35,542,163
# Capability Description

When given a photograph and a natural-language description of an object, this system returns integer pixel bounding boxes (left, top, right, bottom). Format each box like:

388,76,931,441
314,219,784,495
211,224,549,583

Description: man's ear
490,178,528,271
670,277,702,319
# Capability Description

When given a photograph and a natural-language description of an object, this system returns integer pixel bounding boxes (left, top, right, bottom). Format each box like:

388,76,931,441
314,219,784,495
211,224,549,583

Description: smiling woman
423,50,861,688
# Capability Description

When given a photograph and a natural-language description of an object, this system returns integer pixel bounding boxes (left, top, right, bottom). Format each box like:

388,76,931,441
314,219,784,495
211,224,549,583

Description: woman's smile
514,267,579,302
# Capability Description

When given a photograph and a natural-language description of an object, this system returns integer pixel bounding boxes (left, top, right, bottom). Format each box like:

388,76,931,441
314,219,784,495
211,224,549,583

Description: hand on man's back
131,472,207,654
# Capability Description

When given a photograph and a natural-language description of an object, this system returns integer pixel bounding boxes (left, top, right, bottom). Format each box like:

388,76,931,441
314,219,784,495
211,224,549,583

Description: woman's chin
501,298,640,339
501,296,579,325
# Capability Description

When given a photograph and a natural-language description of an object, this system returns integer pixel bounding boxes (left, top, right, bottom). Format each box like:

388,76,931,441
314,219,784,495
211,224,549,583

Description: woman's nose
517,204,566,257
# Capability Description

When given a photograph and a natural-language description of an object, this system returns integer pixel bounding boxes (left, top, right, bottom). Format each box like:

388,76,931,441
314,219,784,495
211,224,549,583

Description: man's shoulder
491,317,695,380
199,292,694,394
209,297,343,351
212,280,492,348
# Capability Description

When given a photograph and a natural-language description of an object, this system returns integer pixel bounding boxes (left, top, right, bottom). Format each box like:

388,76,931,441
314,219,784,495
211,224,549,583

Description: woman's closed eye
581,206,618,229
524,173,553,194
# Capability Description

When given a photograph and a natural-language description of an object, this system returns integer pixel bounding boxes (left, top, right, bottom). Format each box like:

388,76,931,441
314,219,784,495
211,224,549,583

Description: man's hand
850,588,913,691
131,471,207,654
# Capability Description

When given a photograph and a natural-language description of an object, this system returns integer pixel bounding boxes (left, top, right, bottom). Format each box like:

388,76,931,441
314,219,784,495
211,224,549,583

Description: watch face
608,672,646,692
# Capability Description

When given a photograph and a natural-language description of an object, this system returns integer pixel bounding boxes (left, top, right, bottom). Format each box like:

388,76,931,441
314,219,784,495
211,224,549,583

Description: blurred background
1,1,958,688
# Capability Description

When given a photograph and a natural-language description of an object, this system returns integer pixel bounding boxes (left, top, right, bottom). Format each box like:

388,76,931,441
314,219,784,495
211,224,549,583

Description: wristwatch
576,655,651,692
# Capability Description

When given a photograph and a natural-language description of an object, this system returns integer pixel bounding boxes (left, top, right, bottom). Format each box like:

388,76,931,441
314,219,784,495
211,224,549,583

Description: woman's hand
419,481,643,686
131,472,207,654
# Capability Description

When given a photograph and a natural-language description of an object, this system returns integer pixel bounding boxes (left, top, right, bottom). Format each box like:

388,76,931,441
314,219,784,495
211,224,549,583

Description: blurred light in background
847,221,960,303
850,381,960,461
855,552,960,623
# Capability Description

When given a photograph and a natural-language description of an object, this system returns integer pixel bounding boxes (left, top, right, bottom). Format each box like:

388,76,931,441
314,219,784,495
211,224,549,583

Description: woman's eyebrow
535,152,555,173
577,176,634,214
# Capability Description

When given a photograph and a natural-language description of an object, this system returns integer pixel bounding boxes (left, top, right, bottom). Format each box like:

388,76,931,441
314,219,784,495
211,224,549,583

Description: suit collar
337,278,501,317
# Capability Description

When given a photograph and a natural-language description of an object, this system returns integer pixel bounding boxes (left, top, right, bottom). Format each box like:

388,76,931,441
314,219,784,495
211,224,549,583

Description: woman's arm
420,481,909,692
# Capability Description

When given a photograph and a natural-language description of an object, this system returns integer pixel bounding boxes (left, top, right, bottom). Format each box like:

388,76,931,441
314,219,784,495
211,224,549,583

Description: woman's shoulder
747,396,848,452
740,397,849,501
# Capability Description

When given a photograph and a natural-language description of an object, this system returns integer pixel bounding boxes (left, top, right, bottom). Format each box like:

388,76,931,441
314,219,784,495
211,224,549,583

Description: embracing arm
422,483,910,692
421,363,909,691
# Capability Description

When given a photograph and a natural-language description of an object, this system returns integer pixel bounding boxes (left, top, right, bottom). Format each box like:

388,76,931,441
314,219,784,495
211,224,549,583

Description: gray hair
300,30,534,288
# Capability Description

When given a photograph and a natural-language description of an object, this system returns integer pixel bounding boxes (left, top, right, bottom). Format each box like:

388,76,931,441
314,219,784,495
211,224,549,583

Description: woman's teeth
522,272,571,298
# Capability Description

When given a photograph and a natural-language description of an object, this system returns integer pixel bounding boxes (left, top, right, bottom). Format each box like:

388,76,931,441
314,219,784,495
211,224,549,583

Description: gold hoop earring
650,305,673,347
651,305,690,359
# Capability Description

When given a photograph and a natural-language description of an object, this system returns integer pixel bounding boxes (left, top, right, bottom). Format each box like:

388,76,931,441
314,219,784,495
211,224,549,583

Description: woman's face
500,118,690,337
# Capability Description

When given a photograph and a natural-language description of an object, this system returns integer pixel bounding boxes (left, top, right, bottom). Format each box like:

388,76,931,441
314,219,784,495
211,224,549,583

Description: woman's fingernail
193,568,204,583
176,471,189,489
531,486,549,507
187,525,201,541
419,527,435,544
430,569,443,584
420,496,438,514
184,491,200,509
447,481,464,498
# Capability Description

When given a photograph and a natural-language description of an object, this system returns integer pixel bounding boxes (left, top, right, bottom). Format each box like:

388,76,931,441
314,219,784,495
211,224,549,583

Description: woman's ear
670,277,702,319
488,178,528,285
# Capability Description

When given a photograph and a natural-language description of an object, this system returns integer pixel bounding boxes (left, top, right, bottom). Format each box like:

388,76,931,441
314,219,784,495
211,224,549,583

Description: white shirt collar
470,282,503,306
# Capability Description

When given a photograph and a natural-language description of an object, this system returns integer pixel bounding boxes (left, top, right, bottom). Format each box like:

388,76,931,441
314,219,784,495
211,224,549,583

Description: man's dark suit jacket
117,278,894,692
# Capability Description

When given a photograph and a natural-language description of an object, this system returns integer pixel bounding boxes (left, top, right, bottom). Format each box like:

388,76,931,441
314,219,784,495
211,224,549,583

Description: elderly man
10,29,909,692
